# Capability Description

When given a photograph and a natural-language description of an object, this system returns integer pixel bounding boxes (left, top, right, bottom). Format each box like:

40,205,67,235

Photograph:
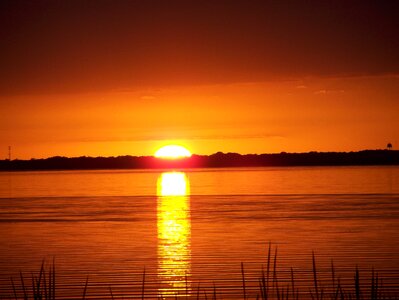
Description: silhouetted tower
8,146,11,161
387,143,392,150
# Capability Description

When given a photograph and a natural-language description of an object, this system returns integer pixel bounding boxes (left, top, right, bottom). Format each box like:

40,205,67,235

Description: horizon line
2,148,396,161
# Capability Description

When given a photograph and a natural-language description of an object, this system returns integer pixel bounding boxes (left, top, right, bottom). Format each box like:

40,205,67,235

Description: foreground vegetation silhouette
1,150,398,171
8,246,398,300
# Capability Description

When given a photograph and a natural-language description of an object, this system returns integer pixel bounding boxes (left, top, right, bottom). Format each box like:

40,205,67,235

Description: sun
155,145,192,159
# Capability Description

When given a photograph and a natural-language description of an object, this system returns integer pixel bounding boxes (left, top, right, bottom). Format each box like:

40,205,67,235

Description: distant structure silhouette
387,143,392,150
8,146,11,161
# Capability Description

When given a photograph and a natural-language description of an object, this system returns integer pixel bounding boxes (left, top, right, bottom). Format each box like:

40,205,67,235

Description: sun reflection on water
157,172,191,297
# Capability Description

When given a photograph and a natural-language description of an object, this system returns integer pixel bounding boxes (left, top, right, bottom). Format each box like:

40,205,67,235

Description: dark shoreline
1,150,398,171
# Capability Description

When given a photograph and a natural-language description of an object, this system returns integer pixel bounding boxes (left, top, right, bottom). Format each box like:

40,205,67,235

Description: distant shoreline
1,150,398,171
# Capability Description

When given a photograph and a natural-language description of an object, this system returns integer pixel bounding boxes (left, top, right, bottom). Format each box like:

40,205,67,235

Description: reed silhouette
9,245,398,300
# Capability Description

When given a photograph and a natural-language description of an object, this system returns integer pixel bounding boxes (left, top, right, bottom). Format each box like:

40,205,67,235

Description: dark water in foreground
0,166,398,299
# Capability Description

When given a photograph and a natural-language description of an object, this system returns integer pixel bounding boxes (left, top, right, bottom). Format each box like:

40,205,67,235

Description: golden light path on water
157,172,191,297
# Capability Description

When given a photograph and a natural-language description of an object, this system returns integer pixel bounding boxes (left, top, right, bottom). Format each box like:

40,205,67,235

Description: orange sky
0,1,398,159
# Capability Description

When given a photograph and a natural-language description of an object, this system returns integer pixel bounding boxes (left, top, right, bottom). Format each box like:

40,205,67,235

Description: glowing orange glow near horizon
2,76,399,160
155,145,192,159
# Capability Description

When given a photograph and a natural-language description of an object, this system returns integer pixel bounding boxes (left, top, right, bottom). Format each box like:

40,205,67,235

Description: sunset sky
1,0,398,159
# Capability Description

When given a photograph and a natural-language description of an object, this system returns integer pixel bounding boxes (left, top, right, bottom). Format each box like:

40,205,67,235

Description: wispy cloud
140,95,156,100
314,89,345,95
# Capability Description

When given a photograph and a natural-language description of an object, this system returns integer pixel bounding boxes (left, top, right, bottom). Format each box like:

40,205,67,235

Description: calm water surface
0,166,398,299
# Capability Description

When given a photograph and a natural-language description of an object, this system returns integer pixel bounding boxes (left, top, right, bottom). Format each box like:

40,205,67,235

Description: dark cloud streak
0,0,398,95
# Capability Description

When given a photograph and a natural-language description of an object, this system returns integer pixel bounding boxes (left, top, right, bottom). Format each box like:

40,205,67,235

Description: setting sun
155,145,192,159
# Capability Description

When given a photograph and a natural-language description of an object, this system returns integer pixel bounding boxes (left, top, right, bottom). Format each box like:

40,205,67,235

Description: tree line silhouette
0,150,398,171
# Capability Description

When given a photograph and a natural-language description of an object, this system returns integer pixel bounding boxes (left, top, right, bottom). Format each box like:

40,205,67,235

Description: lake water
0,166,398,299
